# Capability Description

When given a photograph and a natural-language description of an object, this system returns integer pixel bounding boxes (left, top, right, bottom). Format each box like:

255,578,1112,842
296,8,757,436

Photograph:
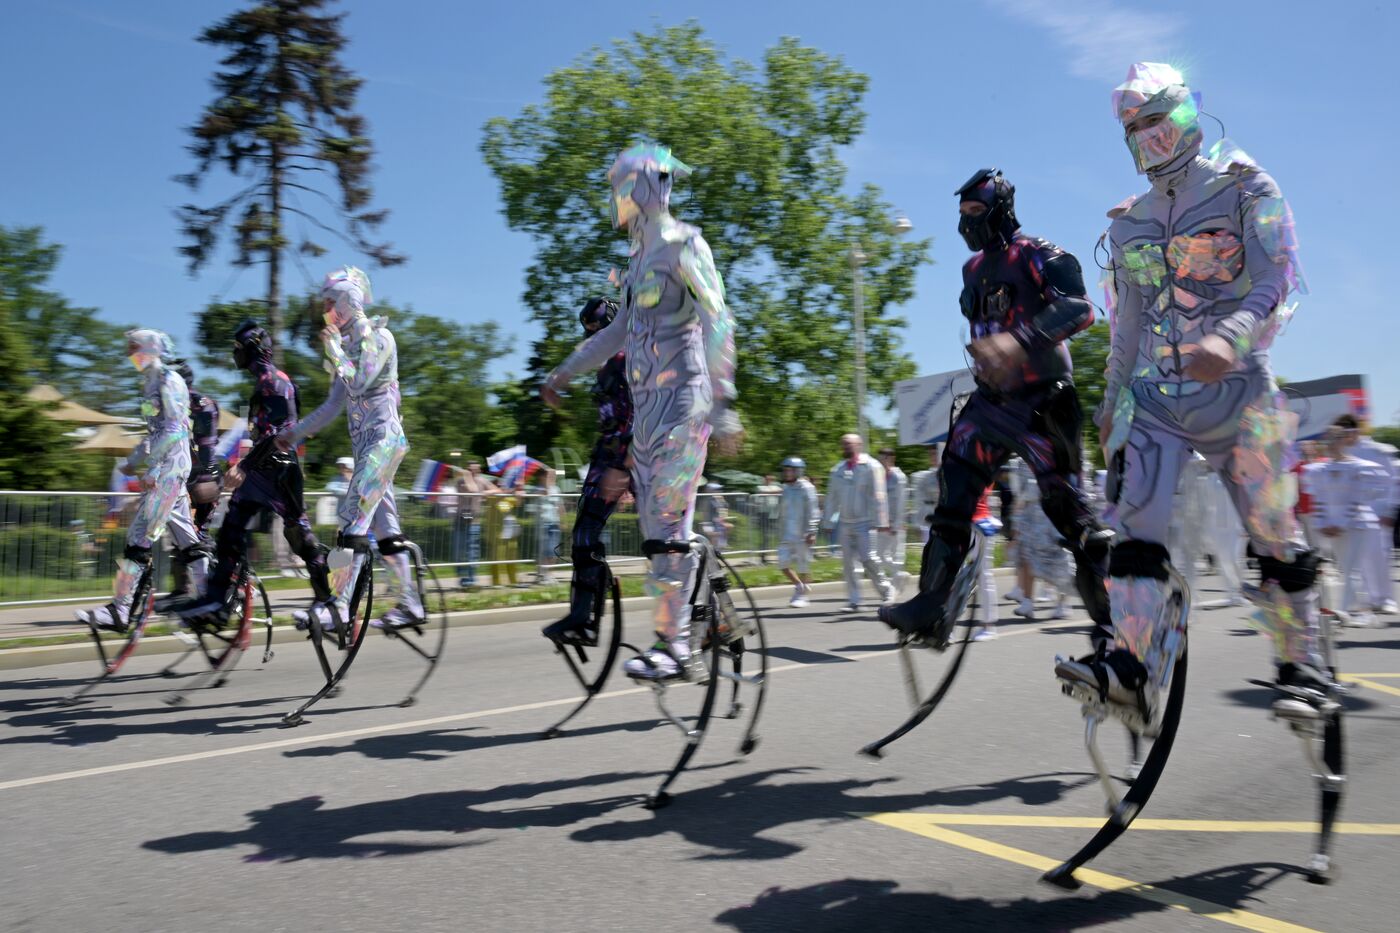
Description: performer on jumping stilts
878,169,1112,648
542,296,634,646
180,322,334,625
155,358,221,611
1055,62,1325,722
77,330,209,631
543,143,743,681
281,265,421,631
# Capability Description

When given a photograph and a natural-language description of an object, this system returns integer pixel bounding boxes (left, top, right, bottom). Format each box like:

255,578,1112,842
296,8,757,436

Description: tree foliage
177,0,403,364
481,22,931,475
0,225,130,413
1070,320,1111,466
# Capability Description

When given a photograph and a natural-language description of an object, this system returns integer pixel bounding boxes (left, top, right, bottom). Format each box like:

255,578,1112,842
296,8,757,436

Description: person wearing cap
778,457,819,607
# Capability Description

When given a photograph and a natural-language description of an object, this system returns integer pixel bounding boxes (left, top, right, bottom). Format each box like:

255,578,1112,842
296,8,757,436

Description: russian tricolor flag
412,459,454,500
487,445,544,490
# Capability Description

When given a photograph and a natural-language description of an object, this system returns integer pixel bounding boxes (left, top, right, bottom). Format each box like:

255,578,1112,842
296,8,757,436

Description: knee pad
335,531,372,554
175,541,213,564
1257,549,1318,594
377,534,411,556
1109,539,1171,581
642,539,693,558
123,544,153,565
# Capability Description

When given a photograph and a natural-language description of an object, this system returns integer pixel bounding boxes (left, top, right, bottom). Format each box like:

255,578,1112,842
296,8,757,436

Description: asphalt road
2,572,1397,933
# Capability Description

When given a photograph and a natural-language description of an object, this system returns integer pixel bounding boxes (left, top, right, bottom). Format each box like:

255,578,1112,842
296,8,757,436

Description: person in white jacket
1344,418,1399,614
821,434,893,612
877,447,910,592
1305,418,1394,625
909,445,942,544
778,457,819,606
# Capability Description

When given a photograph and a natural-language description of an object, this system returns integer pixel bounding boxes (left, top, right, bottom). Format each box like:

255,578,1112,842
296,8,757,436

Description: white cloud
987,0,1184,80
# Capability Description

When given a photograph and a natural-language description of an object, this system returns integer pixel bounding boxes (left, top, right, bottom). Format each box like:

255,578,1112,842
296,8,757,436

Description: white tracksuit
1302,456,1391,614
822,454,889,607
877,466,908,581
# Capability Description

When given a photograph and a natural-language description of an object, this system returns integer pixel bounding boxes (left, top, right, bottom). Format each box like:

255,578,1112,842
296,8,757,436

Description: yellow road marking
1344,673,1400,678
866,813,1325,933
1342,675,1400,698
866,812,1400,835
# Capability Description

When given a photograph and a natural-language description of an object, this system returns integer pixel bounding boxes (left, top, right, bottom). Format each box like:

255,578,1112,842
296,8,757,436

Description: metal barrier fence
0,489,928,607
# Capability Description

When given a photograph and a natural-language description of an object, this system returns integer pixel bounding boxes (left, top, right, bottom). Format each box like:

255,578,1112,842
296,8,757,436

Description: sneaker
1013,597,1036,619
893,571,912,595
1054,650,1147,713
1344,611,1375,628
1005,586,1024,604
879,582,897,606
972,626,998,641
372,604,425,630
1050,600,1069,621
292,603,338,632
76,603,128,634
841,604,861,614
1378,600,1399,615
623,641,690,681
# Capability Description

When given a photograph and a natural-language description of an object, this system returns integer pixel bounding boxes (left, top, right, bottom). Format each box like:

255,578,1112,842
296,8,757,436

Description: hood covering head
955,168,1019,252
1112,62,1203,175
125,328,175,372
319,265,373,331
172,359,195,390
232,319,274,371
578,296,619,332
606,144,691,229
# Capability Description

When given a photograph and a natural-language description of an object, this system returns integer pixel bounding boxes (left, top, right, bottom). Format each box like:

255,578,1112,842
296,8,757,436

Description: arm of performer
821,466,839,529
1211,173,1298,356
542,310,629,406
871,459,890,531
1101,235,1146,450
805,481,819,541
280,378,347,449
680,233,742,439
132,372,189,475
1012,248,1096,354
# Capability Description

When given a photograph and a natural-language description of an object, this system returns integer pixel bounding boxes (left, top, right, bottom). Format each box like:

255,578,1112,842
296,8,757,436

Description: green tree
1070,320,1111,466
0,225,130,413
0,287,110,489
481,23,931,475
177,0,403,366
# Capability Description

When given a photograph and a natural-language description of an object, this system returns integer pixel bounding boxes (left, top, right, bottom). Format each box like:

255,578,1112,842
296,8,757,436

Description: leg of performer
544,461,625,640
370,486,424,629
1056,410,1191,712
622,417,710,679
840,521,862,609
1027,384,1114,651
854,519,891,606
973,530,998,639
77,476,182,631
879,444,996,638
1358,524,1389,615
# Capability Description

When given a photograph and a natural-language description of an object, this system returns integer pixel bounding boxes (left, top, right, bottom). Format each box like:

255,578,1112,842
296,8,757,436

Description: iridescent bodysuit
1098,63,1316,695
288,267,417,623
548,146,739,671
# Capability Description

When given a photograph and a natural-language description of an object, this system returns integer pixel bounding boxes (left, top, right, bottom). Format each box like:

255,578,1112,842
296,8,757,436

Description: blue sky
3,0,1397,425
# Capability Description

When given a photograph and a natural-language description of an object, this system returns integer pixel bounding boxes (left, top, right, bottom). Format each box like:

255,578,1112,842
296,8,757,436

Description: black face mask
954,168,1019,252
232,344,253,371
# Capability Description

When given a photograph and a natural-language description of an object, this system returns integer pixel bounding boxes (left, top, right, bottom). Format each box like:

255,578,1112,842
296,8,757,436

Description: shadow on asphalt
1222,685,1380,713
282,718,668,762
0,696,383,746
711,862,1307,932
569,769,1099,861
139,768,1099,865
141,767,727,862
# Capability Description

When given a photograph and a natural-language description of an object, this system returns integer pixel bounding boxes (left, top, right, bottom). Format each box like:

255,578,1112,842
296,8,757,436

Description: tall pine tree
177,0,403,364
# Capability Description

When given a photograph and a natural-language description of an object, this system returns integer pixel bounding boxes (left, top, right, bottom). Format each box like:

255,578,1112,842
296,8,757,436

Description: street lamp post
849,212,914,446
849,246,868,443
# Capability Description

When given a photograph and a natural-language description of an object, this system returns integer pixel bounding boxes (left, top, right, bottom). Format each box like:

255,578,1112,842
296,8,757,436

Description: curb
0,569,1022,673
